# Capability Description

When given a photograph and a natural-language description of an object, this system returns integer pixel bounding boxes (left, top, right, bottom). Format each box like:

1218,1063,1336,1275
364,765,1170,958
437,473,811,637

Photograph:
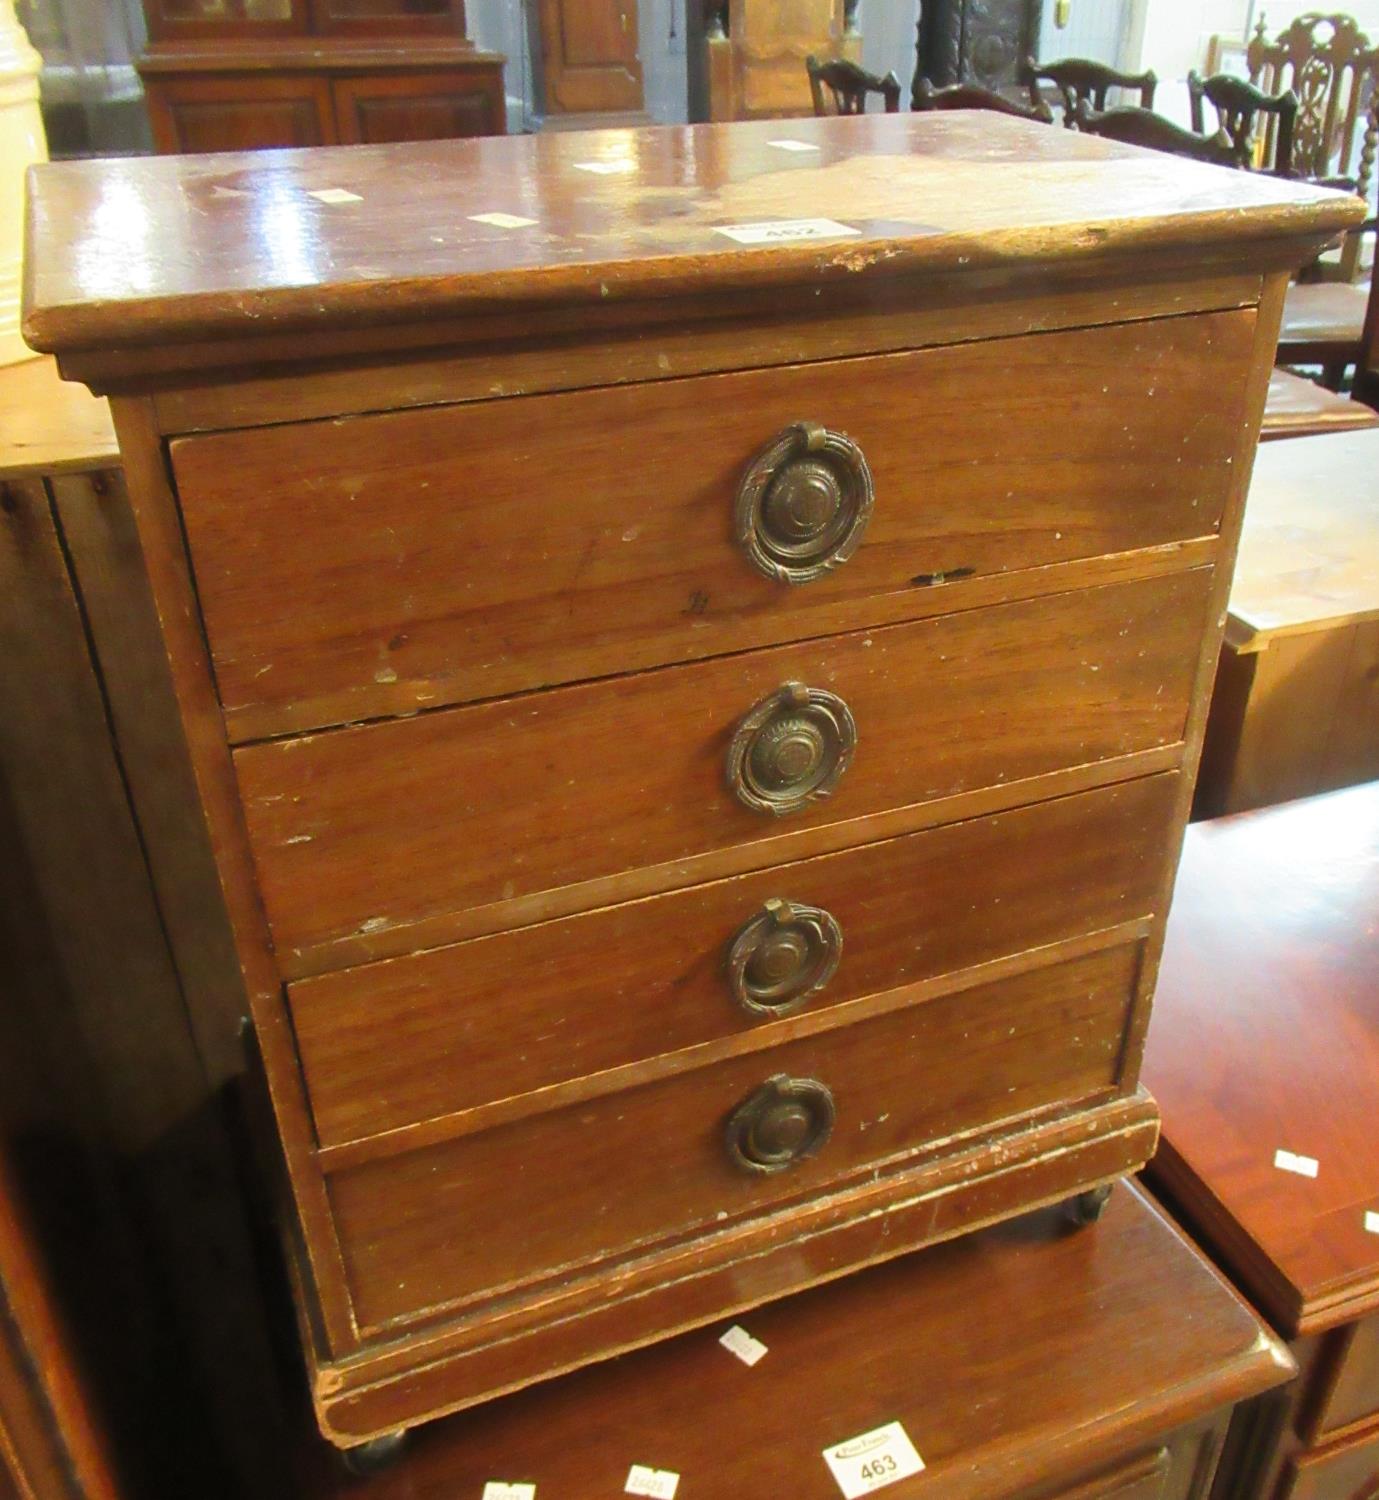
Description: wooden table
1260,369,1379,441
301,1182,1292,1499
1143,783,1379,1498
1195,428,1379,817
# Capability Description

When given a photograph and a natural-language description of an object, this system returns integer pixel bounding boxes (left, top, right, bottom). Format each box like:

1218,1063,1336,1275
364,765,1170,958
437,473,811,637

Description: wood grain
0,357,115,481
235,569,1211,974
329,943,1140,1330
170,311,1251,739
292,774,1177,1148
22,113,1360,362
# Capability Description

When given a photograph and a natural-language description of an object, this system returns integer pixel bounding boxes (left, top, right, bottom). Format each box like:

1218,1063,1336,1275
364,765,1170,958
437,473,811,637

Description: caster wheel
340,1430,408,1477
1065,1183,1113,1228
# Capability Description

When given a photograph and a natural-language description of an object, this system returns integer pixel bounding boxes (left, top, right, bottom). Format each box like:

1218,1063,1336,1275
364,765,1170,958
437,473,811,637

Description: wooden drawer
236,569,1211,975
1312,1315,1379,1438
1052,1448,1168,1498
327,942,1140,1330
1280,1419,1379,1499
292,773,1178,1148
171,310,1252,741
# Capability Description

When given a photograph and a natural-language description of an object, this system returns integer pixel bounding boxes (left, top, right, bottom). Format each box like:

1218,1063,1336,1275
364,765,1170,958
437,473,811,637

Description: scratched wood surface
22,112,1359,358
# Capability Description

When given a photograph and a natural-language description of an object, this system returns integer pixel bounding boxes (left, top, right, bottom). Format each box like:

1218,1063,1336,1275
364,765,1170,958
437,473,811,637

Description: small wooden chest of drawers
23,114,1358,1451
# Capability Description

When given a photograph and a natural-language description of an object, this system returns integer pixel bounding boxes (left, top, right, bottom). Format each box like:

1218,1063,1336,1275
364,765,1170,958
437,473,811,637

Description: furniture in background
1,0,44,367
912,76,1052,122
526,0,644,130
1261,367,1379,438
24,114,1353,1458
1027,55,1157,122
1144,783,1379,1499
1248,11,1379,280
911,0,1041,94
1277,222,1376,389
692,0,861,123
1195,427,1379,819
806,55,898,115
1189,71,1297,171
1076,103,1242,167
299,1183,1293,1497
0,354,299,1499
136,0,504,151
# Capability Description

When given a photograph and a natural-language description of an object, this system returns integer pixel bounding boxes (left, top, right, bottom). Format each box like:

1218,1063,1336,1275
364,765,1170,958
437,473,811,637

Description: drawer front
236,569,1211,973
1280,1422,1379,1500
1313,1316,1379,1438
328,943,1139,1329
292,773,1178,1147
172,310,1252,740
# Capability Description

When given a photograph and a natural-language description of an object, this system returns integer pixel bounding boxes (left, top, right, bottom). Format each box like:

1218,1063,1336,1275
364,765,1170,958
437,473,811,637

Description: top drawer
170,310,1254,741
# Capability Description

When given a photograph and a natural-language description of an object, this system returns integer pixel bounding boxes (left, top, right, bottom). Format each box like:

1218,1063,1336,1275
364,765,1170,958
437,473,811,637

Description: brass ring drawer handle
734,421,874,585
726,681,857,817
726,898,843,1018
725,1074,836,1176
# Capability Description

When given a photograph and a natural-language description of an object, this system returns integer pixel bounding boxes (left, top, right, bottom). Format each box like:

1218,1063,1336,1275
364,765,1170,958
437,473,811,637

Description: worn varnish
23,113,1361,1448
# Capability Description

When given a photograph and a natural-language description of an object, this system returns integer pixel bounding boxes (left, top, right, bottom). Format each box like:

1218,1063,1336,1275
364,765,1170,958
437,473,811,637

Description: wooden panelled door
534,0,644,116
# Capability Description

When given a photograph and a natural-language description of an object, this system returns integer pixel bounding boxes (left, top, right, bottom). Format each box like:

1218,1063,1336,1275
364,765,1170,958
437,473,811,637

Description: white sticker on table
308,187,362,204
574,159,636,175
1274,1149,1319,1178
625,1465,678,1497
822,1421,925,1498
719,1324,768,1366
715,218,860,245
469,212,539,229
482,1485,535,1500
767,138,821,152
1364,1210,1379,1234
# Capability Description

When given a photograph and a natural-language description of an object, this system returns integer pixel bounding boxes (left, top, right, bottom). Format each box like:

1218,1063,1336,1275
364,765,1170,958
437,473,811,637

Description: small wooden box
22,114,1358,1452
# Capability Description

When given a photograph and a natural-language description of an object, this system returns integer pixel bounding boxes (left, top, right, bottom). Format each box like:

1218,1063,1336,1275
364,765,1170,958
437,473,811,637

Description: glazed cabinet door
141,0,306,42
308,0,463,34
534,0,644,114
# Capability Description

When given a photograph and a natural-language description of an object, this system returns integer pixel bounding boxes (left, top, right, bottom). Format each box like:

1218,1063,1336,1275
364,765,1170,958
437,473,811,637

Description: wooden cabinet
295,1185,1295,1496
530,0,644,124
22,114,1357,1454
1143,783,1379,1497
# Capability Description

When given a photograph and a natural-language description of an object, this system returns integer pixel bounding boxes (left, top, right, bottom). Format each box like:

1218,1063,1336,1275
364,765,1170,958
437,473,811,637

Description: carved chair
806,56,901,115
1277,220,1378,390
1248,11,1379,277
1074,103,1242,167
1188,72,1298,173
1025,56,1157,125
911,76,1052,124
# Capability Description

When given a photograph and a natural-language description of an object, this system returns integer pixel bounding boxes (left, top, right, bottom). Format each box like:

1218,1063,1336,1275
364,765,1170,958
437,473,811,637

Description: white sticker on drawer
308,187,362,204
482,1485,535,1500
823,1421,925,1498
719,1324,768,1366
715,218,860,245
625,1465,678,1497
1274,1149,1319,1178
1365,1210,1379,1234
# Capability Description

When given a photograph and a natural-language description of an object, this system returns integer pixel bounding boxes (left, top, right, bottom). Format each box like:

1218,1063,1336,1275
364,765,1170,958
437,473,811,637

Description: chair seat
1261,368,1379,440
1278,279,1369,348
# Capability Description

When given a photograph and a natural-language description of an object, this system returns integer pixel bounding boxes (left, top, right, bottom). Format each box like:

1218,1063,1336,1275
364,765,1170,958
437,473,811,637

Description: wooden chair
1074,103,1241,168
1248,11,1379,277
1188,72,1297,172
1260,367,1379,438
806,56,900,116
1025,56,1156,125
1277,220,1377,389
911,76,1052,124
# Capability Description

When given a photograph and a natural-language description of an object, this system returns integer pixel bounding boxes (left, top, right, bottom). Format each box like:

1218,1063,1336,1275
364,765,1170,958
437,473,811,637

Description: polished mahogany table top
1144,782,1379,1335
301,1183,1290,1498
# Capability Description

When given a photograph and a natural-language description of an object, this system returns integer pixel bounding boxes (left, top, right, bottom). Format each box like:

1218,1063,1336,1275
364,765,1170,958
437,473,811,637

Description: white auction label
1274,1149,1319,1178
625,1465,678,1498
469,212,538,229
767,138,821,152
308,187,362,204
482,1484,535,1500
715,218,860,245
719,1324,768,1366
574,159,636,175
1365,1210,1379,1235
822,1421,925,1498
